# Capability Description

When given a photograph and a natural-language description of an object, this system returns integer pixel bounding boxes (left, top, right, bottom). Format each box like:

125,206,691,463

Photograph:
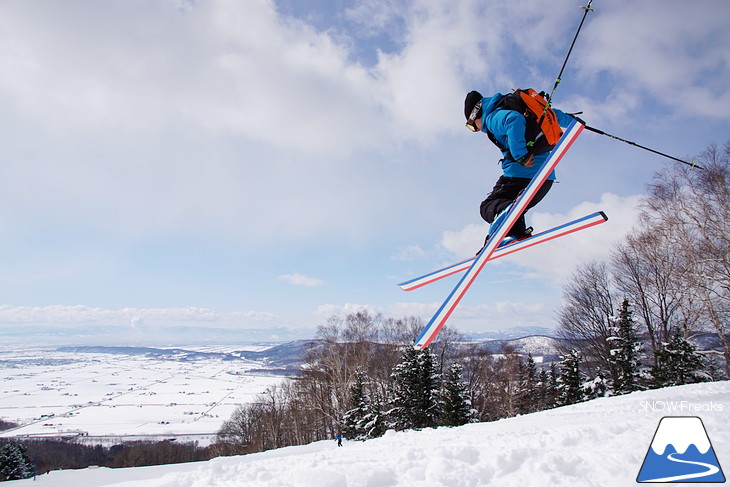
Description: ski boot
476,226,533,256
501,226,533,245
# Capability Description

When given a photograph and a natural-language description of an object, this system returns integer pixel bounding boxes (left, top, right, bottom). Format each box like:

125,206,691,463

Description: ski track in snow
11,381,730,487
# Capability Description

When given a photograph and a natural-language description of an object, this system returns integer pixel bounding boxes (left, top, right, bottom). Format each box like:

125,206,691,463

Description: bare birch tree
556,261,618,382
640,143,730,375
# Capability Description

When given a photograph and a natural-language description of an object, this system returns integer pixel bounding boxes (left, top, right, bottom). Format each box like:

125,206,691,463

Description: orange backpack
490,88,564,155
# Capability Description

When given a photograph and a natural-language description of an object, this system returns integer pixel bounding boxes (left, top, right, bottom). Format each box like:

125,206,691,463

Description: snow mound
15,381,729,487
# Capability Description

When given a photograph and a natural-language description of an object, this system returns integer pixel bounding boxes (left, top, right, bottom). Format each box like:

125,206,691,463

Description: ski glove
517,153,534,167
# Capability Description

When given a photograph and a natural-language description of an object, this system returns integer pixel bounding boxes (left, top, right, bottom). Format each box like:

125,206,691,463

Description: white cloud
387,301,552,332
277,273,324,287
479,1,730,124
440,222,486,258
0,0,503,247
391,245,429,261
0,0,496,153
344,0,406,36
387,301,438,318
0,305,276,329
575,0,730,120
0,0,382,154
314,303,380,318
370,2,500,139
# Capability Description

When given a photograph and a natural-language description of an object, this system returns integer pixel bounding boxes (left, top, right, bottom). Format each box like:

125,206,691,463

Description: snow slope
11,381,729,487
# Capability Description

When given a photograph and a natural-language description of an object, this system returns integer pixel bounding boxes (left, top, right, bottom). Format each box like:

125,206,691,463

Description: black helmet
464,91,483,120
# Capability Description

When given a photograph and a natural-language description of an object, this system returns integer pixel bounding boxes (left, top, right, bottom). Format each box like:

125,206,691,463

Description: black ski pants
479,176,553,236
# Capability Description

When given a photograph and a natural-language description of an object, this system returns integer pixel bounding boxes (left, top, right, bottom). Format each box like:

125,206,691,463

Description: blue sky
1,0,729,345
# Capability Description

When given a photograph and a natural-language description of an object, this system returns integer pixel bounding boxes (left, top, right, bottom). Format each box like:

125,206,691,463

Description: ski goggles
465,100,482,132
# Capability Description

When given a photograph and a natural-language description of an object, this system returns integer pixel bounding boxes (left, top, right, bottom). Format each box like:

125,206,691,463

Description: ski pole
545,0,596,106
537,1,595,129
583,124,703,169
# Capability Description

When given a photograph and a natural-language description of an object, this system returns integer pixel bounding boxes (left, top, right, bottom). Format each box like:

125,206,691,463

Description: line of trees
214,312,473,454
0,438,214,481
215,313,430,454
214,309,653,455
557,143,729,385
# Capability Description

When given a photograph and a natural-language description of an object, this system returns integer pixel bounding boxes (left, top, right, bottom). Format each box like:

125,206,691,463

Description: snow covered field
9,381,728,487
0,346,286,445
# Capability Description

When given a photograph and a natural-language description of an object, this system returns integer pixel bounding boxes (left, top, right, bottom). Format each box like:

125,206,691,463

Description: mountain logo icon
637,416,725,483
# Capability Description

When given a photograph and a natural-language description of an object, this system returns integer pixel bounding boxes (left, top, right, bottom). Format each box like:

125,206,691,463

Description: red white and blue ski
399,210,607,292
414,119,584,349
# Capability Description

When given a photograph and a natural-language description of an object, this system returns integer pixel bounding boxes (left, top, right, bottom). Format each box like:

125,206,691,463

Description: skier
336,433,342,447
464,90,577,245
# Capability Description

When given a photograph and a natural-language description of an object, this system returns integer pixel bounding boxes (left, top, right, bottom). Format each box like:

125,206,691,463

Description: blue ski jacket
480,93,575,180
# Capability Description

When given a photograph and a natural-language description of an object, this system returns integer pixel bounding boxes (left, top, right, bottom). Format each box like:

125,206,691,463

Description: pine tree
651,334,706,387
440,363,473,427
607,299,642,394
582,371,608,400
389,347,441,430
536,367,552,411
341,369,383,440
556,349,584,406
0,442,33,481
547,362,559,408
515,354,539,414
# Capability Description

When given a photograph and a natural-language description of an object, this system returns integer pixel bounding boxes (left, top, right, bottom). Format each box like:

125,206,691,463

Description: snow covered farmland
9,381,729,487
0,346,291,446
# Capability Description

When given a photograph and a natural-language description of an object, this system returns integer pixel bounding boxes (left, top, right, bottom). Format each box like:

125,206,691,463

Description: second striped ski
399,211,607,292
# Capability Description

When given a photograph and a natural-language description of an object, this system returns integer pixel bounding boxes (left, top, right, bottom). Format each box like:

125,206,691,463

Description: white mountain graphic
650,417,711,455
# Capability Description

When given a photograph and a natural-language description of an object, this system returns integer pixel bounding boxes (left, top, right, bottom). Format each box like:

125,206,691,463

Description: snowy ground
9,381,728,487
0,346,285,445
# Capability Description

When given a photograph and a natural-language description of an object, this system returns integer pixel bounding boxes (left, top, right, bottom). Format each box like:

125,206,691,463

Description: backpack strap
484,94,511,155
485,128,508,154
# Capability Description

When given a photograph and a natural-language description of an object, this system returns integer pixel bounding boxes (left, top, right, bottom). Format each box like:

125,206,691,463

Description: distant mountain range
57,341,312,376
56,328,728,376
463,326,557,341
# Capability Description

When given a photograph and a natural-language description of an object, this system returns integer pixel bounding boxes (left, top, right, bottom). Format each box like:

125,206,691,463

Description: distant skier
336,433,343,447
464,90,578,245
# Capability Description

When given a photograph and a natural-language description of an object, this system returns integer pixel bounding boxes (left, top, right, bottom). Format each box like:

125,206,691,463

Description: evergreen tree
342,368,367,440
651,334,706,387
582,371,608,400
556,349,584,406
607,299,642,394
536,367,552,411
341,369,383,440
515,354,539,414
440,363,473,427
0,442,33,481
389,347,441,430
547,362,559,408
